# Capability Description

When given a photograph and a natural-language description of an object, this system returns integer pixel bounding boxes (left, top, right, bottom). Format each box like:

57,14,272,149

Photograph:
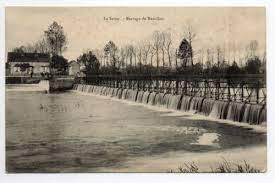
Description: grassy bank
169,159,261,173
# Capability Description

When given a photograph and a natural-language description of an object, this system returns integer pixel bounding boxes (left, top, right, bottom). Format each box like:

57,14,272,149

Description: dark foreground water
6,91,266,172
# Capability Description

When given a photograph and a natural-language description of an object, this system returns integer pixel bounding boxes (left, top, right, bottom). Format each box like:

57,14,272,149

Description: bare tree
34,38,50,54
141,41,152,65
93,49,104,67
133,46,137,67
119,47,127,68
163,31,173,67
160,32,166,68
125,45,134,67
25,43,36,53
175,49,178,69
206,48,213,69
216,46,222,68
152,31,162,70
136,44,143,68
149,43,155,67
246,40,258,59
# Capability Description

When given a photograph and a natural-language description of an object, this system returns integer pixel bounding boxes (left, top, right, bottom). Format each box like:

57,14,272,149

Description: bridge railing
75,74,266,104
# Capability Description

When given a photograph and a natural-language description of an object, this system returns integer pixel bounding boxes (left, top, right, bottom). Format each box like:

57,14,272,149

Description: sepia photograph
4,6,267,174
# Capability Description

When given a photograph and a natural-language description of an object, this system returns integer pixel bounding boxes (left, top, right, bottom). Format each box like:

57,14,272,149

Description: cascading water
155,93,165,106
122,89,128,99
100,87,107,96
87,85,92,93
108,88,114,96
101,87,106,96
136,91,145,103
259,106,267,124
142,91,151,104
128,90,138,101
189,97,204,113
75,84,79,91
104,87,110,96
112,88,119,97
242,104,264,124
72,84,266,125
148,92,157,105
81,84,85,91
93,86,98,94
116,88,123,99
162,94,172,108
167,95,182,110
200,98,215,115
227,102,245,122
180,96,193,111
209,100,229,119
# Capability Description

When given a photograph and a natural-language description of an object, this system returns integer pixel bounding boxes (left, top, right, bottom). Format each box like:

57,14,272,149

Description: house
7,52,50,76
68,60,80,76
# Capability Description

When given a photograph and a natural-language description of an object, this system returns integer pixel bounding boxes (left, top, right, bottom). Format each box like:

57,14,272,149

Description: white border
1,1,274,183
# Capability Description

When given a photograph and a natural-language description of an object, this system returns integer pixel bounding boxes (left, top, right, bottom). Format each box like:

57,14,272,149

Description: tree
141,41,151,66
12,46,25,53
136,44,143,70
183,23,196,66
227,61,242,75
163,31,173,67
152,31,162,70
244,57,261,74
246,40,258,59
126,45,135,67
50,55,68,74
160,32,166,68
104,41,118,71
216,46,222,68
44,21,67,55
77,51,100,75
34,38,50,54
177,38,192,68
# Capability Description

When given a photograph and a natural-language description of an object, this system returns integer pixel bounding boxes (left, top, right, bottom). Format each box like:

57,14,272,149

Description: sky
5,7,266,63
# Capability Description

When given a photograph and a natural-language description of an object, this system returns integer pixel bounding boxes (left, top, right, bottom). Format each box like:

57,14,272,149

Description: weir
77,74,266,104
73,84,267,125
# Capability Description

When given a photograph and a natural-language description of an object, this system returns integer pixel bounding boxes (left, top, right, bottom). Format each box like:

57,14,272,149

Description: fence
75,74,266,104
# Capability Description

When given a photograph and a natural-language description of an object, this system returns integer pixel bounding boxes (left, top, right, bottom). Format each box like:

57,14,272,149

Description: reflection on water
6,91,266,172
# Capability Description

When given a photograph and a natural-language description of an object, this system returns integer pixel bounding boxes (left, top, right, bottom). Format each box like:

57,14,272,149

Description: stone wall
49,78,74,92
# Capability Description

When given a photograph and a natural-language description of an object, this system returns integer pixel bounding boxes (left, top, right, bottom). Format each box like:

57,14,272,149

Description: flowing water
6,85,266,172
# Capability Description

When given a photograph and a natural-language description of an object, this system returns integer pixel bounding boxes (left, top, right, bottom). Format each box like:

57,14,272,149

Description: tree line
11,21,266,76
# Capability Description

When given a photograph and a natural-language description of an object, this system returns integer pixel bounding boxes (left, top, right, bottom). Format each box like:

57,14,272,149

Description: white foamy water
191,133,220,147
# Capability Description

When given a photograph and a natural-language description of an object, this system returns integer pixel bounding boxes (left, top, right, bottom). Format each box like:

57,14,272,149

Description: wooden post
216,79,220,100
241,80,244,102
175,79,179,95
256,80,260,104
204,80,207,98
228,80,231,101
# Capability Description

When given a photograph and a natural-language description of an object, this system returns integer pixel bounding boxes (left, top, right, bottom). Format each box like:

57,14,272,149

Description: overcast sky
6,7,266,62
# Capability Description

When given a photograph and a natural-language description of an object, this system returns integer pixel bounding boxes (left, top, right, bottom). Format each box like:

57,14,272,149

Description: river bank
97,144,266,172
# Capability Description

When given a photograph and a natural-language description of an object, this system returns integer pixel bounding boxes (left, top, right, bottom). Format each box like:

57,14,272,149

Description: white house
68,60,80,76
7,52,50,76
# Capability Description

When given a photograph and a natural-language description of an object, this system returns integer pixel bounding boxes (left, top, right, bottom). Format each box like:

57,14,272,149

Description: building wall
69,63,80,76
9,62,49,76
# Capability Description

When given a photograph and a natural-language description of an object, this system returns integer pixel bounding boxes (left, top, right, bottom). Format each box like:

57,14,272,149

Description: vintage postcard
5,7,266,173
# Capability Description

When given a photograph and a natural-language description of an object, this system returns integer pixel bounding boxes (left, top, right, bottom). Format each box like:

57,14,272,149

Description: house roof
7,52,50,63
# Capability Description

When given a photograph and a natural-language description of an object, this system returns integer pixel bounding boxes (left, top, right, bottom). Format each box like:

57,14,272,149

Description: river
6,89,266,172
